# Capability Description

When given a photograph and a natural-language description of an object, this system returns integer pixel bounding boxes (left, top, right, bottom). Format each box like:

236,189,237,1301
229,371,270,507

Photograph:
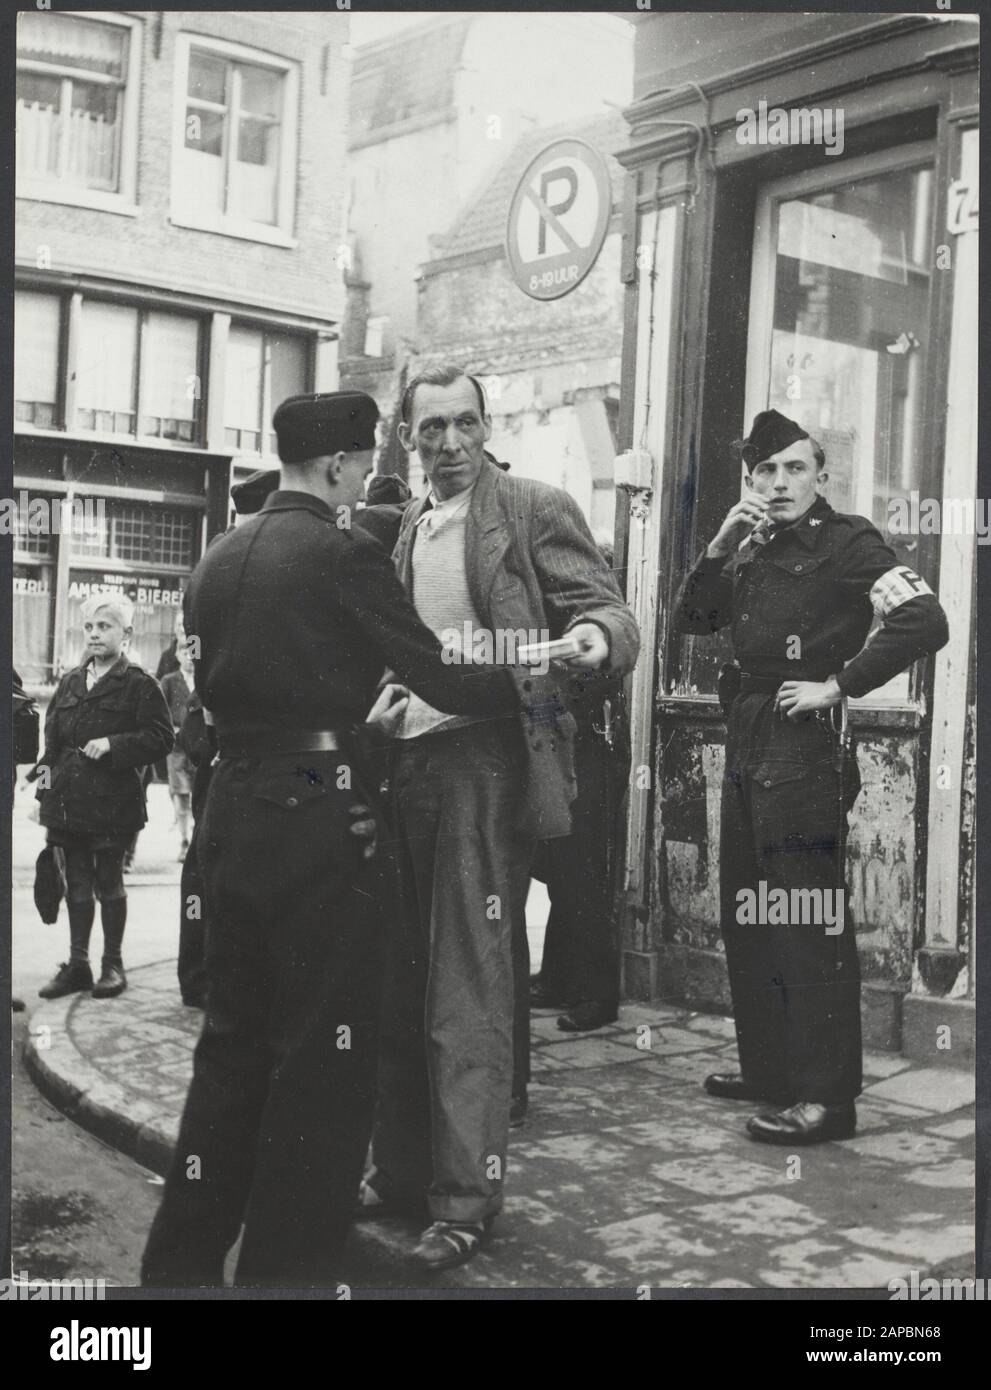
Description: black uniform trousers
177,760,215,1006
720,693,862,1106
535,724,628,1009
142,748,386,1287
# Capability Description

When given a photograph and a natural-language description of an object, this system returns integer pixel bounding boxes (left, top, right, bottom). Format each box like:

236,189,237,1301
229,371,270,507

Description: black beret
272,390,378,465
365,472,412,506
739,409,809,469
230,467,279,515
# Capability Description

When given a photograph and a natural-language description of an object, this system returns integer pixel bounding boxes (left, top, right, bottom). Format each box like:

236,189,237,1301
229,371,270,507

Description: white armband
869,566,934,617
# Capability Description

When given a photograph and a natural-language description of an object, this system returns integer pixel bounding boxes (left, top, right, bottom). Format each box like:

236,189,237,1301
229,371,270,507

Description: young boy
34,594,173,999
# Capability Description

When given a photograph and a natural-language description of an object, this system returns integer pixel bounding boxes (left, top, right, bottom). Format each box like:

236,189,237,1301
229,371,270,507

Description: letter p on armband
869,566,933,617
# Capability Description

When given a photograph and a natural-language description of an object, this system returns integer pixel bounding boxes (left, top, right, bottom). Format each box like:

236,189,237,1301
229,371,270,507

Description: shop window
172,35,299,245
70,501,195,569
745,146,936,703
13,562,55,685
14,291,61,429
16,11,140,212
75,300,203,443
224,325,309,456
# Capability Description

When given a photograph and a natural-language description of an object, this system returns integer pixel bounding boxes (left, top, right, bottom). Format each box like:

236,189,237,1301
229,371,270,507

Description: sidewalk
23,959,975,1290
13,780,976,1289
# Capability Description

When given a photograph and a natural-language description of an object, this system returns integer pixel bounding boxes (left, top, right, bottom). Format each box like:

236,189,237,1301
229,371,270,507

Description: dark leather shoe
557,1001,618,1032
704,1072,790,1103
92,964,127,998
39,960,93,999
746,1101,857,1146
509,1090,528,1128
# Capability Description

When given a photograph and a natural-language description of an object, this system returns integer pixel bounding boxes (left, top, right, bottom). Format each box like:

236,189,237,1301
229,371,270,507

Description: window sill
655,693,924,733
169,212,298,250
17,184,138,218
15,422,206,454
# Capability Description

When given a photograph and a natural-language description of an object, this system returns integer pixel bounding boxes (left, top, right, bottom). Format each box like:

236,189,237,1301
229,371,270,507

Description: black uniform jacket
37,655,174,835
183,490,517,741
674,495,949,696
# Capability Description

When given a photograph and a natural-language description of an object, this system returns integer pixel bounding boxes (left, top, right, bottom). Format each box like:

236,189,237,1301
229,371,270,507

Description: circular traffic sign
505,137,612,301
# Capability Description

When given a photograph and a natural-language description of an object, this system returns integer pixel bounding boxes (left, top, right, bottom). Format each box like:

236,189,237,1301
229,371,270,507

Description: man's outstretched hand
560,622,609,670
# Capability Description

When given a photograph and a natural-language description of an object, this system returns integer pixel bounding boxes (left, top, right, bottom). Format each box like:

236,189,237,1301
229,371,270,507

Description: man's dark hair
401,364,486,424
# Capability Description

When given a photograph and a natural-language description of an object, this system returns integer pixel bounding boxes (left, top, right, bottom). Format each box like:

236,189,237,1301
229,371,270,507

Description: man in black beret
674,408,949,1145
142,389,519,1288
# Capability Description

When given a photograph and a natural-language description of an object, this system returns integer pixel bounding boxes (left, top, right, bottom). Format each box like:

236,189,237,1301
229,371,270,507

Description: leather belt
217,730,343,759
738,674,785,696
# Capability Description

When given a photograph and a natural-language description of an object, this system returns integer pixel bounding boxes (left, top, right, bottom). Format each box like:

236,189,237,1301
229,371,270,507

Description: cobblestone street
14,786,975,1291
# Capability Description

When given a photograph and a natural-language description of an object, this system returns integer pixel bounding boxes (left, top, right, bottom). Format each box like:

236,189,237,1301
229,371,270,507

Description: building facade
340,11,632,448
411,112,628,536
13,9,349,685
614,13,978,1065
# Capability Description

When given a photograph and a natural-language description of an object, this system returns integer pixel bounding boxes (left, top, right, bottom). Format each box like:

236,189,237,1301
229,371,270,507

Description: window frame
224,323,313,458
171,32,299,248
15,9,141,216
14,288,66,431
744,140,939,711
73,297,207,448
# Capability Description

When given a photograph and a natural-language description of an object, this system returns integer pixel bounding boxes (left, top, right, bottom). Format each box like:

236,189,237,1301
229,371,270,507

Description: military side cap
739,409,809,469
272,390,378,465
230,467,279,515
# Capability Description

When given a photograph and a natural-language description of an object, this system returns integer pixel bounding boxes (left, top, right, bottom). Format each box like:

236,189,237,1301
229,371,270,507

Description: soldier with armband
674,409,949,1146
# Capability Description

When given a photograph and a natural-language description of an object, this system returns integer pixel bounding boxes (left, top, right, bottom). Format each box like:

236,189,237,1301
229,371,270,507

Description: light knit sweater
394,487,485,740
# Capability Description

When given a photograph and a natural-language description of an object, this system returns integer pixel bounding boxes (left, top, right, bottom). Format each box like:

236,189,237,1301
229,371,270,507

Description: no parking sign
505,138,612,301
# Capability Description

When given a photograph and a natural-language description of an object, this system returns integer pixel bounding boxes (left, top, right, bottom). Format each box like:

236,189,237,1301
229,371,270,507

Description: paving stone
758,1240,914,1289
534,1035,654,1070
680,1014,738,1040
645,1154,788,1197
683,1193,825,1240
842,1131,960,1165
863,1068,975,1113
609,1025,720,1057
903,1160,975,1191
839,1221,973,1262
923,1117,975,1140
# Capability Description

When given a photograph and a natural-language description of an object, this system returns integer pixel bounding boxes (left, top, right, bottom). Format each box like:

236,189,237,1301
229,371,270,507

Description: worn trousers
720,694,862,1105
142,749,385,1287
372,719,534,1224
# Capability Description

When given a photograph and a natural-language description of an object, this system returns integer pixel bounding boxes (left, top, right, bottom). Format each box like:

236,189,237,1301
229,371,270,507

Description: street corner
22,960,197,1176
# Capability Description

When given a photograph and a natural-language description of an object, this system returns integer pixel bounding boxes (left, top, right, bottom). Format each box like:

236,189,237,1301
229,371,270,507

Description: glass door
745,144,936,704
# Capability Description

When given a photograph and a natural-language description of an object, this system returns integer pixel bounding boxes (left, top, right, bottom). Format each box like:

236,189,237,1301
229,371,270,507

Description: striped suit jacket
393,459,640,838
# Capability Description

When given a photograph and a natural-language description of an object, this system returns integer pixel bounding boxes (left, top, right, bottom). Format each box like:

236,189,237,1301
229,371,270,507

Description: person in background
156,611,184,682
355,473,414,553
32,594,173,1000
527,538,631,1035
161,642,197,862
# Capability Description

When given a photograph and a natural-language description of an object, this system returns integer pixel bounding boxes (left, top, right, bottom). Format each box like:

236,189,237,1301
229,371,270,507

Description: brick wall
15,10,349,323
